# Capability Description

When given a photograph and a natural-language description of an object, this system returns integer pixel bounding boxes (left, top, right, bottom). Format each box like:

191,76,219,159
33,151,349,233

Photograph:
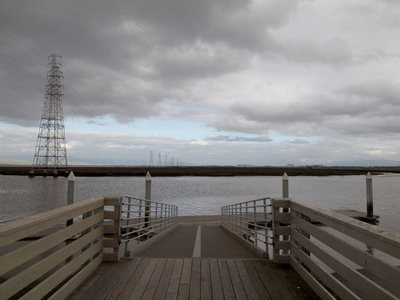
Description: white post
67,171,75,226
282,173,289,254
366,172,373,218
282,172,289,198
145,172,151,228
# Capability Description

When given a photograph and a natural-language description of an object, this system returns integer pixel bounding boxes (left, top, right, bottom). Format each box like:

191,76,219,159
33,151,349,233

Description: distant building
287,164,295,167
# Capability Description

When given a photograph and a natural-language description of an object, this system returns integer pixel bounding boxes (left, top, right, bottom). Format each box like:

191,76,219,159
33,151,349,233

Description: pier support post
67,171,75,226
282,173,289,254
282,173,289,198
145,172,151,228
366,172,373,218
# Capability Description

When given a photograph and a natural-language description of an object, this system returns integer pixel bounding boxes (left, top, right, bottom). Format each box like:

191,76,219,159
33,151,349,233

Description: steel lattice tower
32,54,68,175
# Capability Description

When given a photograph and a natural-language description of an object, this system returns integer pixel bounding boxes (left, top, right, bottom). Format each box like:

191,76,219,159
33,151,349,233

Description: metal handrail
119,195,178,255
221,197,273,258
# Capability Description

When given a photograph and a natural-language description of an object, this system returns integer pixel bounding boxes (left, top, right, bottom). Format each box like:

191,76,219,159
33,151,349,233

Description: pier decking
69,225,318,299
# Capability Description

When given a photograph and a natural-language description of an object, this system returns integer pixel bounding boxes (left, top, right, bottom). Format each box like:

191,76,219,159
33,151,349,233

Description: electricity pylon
32,53,68,176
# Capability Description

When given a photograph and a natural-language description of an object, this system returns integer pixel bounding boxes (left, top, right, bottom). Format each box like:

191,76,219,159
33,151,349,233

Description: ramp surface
137,225,258,258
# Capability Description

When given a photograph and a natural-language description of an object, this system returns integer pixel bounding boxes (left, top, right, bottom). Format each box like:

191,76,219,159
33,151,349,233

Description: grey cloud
205,135,272,142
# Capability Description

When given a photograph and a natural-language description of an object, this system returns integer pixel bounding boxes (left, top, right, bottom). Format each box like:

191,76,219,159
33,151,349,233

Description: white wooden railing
272,198,400,300
0,196,122,300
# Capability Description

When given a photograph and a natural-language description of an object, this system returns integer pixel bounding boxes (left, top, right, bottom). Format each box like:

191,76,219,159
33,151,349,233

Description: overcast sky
1,0,400,166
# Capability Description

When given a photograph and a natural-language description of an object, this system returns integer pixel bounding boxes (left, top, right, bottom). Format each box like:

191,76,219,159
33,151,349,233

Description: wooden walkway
68,257,318,300
69,226,318,299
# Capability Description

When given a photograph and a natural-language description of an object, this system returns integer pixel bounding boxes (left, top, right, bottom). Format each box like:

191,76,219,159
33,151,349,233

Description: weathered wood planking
68,258,318,299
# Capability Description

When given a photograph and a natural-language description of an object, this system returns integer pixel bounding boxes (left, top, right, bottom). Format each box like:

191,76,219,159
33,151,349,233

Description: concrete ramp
136,225,258,259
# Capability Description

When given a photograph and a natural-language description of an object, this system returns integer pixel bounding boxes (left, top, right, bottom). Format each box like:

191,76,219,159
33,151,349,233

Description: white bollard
145,172,151,228
282,172,289,198
366,172,373,218
145,171,151,201
67,171,75,226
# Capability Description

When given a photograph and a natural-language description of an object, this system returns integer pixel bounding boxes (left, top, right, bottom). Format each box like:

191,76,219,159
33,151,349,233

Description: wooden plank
292,245,360,300
290,199,400,260
81,257,132,300
216,260,234,300
104,210,120,220
104,258,142,300
0,227,103,299
235,260,259,300
0,212,103,277
252,260,283,300
177,258,192,300
243,260,271,299
129,258,159,299
292,214,400,287
116,258,151,299
269,260,318,300
189,258,201,300
200,259,212,300
104,224,118,234
104,196,122,206
209,259,224,300
0,197,104,246
141,258,168,299
49,254,103,300
291,234,397,299
261,260,294,300
20,241,103,300
289,256,337,300
165,258,184,300
226,259,247,300
103,238,119,248
67,262,112,300
153,258,175,300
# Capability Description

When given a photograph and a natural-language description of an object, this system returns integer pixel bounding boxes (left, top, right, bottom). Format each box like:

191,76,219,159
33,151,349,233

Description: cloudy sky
1,0,400,166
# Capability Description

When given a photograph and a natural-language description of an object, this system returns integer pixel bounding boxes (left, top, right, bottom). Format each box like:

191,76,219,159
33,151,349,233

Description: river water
0,174,399,233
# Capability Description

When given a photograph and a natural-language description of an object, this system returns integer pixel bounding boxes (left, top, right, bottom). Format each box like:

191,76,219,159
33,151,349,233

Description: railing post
366,172,374,218
145,172,151,228
66,171,75,226
282,172,289,198
271,198,291,264
103,196,122,261
282,173,290,254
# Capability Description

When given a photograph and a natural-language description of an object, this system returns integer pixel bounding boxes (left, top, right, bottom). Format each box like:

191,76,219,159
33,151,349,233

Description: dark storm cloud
1,0,400,147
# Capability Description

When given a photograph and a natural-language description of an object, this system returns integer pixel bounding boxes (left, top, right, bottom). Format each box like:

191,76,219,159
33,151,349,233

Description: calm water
1,174,399,233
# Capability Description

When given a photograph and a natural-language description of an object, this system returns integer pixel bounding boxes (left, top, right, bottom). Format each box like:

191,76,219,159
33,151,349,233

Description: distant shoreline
1,165,399,177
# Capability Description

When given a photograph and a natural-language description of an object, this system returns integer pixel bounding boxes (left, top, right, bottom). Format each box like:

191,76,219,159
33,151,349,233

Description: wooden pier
1,196,399,299
69,224,318,299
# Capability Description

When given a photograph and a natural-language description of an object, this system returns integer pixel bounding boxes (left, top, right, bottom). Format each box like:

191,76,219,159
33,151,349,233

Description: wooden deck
69,225,318,299
68,257,318,300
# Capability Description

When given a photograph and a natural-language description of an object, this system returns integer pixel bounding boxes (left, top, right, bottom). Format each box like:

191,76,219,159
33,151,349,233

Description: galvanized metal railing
119,196,178,256
221,197,273,258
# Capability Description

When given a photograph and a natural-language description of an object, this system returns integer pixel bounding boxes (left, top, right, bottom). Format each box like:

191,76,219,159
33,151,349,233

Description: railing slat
0,211,104,277
290,199,400,260
48,253,103,300
291,245,360,300
0,197,104,247
0,226,103,299
291,213,400,288
20,241,103,300
291,230,398,299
